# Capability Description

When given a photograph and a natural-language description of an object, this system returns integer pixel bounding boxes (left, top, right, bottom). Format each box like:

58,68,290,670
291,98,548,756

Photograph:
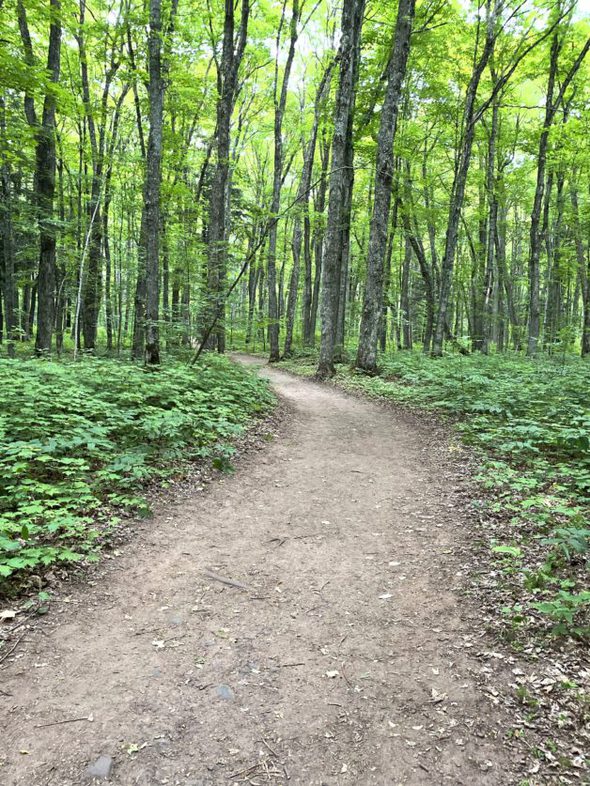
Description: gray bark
356,0,415,372
203,0,249,353
431,1,501,356
317,0,365,378
267,0,300,362
18,0,62,355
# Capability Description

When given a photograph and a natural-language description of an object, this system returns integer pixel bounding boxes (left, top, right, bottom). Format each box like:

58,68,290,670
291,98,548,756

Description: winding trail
1,357,518,785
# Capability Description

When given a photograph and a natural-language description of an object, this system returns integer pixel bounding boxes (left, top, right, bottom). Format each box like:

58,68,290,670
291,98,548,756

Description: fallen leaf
325,670,339,678
0,609,17,622
431,688,447,703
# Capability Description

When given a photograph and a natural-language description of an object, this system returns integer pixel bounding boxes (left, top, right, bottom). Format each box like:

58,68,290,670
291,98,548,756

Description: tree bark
18,0,62,355
317,0,365,378
284,64,332,358
431,2,500,356
527,26,590,355
356,0,415,372
143,0,165,364
570,180,590,356
203,0,249,353
0,98,17,357
266,0,300,361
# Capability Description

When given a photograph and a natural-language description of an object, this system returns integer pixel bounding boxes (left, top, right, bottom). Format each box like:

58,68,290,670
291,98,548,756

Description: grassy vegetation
0,354,273,592
278,349,590,640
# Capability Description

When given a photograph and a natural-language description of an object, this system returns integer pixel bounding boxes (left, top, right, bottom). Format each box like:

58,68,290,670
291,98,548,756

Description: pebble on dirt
85,754,114,780
216,684,235,701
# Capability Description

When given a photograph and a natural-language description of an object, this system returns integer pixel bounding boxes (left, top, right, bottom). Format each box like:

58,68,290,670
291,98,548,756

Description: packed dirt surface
1,356,521,785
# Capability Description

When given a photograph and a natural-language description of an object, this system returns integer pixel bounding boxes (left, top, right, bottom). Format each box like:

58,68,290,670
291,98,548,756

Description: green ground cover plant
278,350,590,639
0,355,272,591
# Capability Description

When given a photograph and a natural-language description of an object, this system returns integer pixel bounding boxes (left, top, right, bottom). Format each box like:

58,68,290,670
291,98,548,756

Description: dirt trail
0,357,519,786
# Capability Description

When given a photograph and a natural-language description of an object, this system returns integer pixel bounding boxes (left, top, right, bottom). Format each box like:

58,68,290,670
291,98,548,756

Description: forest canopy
1,0,590,369
2,4,590,774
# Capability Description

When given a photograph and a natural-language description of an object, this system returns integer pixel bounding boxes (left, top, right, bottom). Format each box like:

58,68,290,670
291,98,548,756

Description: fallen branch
0,631,26,667
201,570,250,591
34,715,92,729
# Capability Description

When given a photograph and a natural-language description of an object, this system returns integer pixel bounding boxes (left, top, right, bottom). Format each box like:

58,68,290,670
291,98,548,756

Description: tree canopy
1,0,590,365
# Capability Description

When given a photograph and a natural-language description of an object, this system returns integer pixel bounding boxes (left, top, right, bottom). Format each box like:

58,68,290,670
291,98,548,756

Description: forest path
1,356,518,786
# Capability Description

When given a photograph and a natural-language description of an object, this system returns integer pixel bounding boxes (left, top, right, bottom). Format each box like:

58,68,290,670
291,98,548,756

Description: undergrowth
278,349,590,641
0,354,273,593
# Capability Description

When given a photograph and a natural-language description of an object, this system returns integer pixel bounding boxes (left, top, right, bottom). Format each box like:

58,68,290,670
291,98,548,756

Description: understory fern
0,355,272,590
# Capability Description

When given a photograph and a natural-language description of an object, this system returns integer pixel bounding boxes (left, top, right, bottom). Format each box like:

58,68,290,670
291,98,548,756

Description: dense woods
1,0,590,365
1,3,590,779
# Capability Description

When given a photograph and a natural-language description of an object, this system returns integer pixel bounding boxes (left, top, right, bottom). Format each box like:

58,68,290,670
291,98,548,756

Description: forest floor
0,355,547,786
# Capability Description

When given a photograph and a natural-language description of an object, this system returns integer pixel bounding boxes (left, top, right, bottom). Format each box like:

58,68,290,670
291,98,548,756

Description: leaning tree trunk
431,2,501,356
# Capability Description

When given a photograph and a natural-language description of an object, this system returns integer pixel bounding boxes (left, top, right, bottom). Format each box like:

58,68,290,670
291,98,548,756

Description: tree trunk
0,101,17,358
143,0,168,365
266,0,300,362
570,180,590,356
304,135,329,345
400,234,412,349
317,0,365,378
18,0,62,354
356,0,415,372
482,98,499,354
527,28,590,355
431,2,500,356
203,0,249,353
284,65,332,358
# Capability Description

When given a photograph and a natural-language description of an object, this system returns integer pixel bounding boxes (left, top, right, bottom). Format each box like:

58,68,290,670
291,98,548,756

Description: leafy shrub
0,355,272,588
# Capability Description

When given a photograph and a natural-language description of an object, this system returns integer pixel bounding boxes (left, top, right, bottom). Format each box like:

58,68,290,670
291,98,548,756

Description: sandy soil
0,357,522,785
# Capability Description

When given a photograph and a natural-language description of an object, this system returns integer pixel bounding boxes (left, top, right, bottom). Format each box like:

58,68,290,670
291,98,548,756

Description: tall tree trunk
0,99,17,358
400,234,412,349
335,138,355,360
527,34,558,357
482,98,499,354
104,192,114,351
304,135,329,345
527,26,590,355
317,0,365,378
203,0,249,353
267,0,300,362
143,0,168,365
570,180,590,356
356,0,415,372
431,2,500,356
18,0,62,354
284,64,332,358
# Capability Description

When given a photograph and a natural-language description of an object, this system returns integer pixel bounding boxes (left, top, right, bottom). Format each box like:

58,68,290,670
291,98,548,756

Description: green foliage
0,355,272,589
531,591,590,638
